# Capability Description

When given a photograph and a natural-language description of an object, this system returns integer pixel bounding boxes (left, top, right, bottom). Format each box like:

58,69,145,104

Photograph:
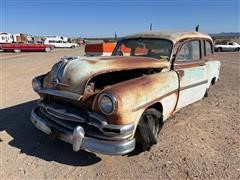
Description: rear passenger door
174,39,208,109
204,40,220,88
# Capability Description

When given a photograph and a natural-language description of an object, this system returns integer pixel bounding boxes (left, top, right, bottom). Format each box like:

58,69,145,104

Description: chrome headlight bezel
98,93,117,115
32,77,41,92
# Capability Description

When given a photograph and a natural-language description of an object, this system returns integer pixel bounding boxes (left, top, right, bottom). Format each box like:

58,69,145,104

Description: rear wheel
235,48,240,52
71,45,75,48
216,48,222,52
13,49,21,53
204,87,210,97
137,108,163,151
204,78,216,97
45,47,51,52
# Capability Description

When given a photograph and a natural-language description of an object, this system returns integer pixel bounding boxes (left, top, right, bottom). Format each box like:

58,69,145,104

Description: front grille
38,102,104,138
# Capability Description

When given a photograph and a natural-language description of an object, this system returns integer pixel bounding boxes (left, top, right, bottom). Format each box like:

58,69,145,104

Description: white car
214,42,240,52
44,39,78,48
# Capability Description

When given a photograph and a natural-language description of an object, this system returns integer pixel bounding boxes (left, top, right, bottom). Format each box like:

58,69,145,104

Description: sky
0,0,239,38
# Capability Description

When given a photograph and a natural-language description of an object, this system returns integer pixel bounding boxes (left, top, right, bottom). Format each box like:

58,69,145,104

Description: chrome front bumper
30,108,136,155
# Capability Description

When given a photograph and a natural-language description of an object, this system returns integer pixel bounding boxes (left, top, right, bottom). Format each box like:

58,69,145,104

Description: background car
44,39,78,48
0,43,54,52
214,42,240,52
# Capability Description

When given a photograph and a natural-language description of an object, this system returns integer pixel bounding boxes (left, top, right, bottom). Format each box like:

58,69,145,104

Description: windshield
112,38,173,60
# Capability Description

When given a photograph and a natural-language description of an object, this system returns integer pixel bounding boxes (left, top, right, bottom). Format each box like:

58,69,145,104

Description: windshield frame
111,38,174,61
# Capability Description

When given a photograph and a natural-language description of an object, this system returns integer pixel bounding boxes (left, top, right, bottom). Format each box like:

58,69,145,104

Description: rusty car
30,31,221,155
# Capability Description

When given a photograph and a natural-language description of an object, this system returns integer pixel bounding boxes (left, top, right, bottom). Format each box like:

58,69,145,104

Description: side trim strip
132,80,208,112
180,80,208,91
132,89,178,112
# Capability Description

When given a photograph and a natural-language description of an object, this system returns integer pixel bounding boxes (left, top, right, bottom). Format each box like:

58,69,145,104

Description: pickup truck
30,31,221,155
0,43,54,53
44,39,78,48
214,42,240,52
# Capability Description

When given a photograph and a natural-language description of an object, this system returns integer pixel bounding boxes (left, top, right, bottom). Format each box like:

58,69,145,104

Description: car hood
42,56,170,95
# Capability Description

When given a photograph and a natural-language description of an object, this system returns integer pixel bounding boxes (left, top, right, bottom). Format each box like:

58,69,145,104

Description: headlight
32,77,41,92
98,93,117,115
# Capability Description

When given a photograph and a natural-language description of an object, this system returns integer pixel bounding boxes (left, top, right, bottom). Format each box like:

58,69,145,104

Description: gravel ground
0,48,239,179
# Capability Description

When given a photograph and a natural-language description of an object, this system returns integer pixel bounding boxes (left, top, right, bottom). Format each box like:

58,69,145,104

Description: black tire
205,78,216,97
216,48,222,52
204,87,210,97
137,108,163,151
235,48,240,52
71,45,75,48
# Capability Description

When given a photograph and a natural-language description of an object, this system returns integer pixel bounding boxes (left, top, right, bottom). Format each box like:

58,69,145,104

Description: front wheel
137,108,163,151
71,45,75,48
216,48,222,52
13,49,21,53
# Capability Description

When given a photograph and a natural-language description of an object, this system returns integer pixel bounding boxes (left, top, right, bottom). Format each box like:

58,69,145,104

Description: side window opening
204,40,213,56
177,40,201,61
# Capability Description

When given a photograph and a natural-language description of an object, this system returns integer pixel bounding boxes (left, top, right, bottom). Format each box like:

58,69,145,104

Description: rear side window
205,41,213,56
178,40,201,61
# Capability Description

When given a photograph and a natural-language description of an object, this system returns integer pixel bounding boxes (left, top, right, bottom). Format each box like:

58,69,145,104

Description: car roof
122,31,213,44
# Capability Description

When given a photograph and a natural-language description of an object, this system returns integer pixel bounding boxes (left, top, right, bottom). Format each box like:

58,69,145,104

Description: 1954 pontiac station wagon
31,31,221,155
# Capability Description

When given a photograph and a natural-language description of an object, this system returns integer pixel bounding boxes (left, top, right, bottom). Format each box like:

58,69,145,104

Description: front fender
93,71,179,126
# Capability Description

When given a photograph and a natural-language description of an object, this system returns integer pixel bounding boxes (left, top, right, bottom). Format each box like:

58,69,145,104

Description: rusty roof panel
123,31,213,43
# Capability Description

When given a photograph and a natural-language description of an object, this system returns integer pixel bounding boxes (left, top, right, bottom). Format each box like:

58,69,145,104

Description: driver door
174,39,208,109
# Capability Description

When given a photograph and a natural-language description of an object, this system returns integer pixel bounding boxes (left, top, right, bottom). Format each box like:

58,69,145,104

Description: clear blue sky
1,0,239,37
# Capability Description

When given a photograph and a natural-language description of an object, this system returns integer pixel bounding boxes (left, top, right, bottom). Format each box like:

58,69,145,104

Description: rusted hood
43,56,170,95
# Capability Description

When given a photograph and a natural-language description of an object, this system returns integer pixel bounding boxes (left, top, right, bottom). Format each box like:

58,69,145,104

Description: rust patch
91,71,178,125
132,89,178,112
174,60,205,69
176,69,184,78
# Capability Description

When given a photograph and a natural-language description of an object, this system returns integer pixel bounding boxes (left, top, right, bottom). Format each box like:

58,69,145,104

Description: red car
0,43,54,53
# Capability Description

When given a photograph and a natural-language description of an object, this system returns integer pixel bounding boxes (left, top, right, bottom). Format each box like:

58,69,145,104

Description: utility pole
114,31,117,41
150,23,152,31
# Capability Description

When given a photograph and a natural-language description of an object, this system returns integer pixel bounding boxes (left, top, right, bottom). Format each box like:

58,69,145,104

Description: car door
62,41,69,48
226,42,234,51
57,40,65,47
28,43,37,51
174,39,208,109
51,40,58,47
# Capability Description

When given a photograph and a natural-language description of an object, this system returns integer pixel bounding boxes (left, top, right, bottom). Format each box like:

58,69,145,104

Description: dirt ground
0,47,239,179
